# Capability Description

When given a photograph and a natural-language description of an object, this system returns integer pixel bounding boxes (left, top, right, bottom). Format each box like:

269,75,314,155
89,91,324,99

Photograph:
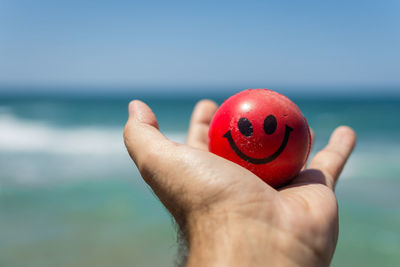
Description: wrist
184,210,328,267
185,211,279,267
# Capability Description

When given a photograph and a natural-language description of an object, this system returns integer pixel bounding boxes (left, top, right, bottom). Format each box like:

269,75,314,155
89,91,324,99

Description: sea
0,90,399,266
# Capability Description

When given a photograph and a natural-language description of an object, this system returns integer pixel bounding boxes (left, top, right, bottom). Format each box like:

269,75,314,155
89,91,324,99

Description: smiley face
223,115,293,164
208,89,311,187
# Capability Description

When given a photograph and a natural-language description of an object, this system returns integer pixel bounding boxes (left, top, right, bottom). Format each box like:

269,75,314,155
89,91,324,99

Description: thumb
123,100,171,170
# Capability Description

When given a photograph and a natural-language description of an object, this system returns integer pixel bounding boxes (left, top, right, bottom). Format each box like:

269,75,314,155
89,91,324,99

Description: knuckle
123,124,129,141
123,123,133,146
324,147,346,161
137,145,164,173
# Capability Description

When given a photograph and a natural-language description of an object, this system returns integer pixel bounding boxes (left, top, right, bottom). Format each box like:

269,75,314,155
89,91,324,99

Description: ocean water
0,93,400,266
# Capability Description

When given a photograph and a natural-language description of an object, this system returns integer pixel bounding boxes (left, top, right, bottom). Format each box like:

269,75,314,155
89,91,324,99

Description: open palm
124,99,356,267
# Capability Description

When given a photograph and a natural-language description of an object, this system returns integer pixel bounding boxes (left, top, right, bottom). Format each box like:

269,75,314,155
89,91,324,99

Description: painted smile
223,125,293,164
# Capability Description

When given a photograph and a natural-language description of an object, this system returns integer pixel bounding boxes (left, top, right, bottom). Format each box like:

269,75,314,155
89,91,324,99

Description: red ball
208,89,311,187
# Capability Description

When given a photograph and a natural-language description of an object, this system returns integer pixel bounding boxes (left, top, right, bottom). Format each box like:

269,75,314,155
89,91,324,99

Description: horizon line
0,83,399,99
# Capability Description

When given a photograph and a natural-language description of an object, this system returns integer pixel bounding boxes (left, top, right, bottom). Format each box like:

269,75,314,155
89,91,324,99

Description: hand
123,99,356,267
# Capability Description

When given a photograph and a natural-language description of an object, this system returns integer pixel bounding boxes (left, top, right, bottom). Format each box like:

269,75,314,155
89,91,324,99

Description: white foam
0,114,186,154
0,113,399,185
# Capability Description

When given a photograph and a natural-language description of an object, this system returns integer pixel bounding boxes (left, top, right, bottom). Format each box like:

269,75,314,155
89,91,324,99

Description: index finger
186,100,218,150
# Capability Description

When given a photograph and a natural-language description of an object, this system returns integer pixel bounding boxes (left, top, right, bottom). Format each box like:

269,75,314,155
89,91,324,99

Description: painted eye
263,115,277,135
238,117,253,137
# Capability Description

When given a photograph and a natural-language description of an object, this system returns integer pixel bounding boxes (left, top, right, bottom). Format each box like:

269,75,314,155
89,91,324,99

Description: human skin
123,99,356,267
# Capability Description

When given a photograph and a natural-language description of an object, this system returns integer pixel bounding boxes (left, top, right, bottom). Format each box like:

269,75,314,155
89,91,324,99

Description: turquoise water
1,93,400,266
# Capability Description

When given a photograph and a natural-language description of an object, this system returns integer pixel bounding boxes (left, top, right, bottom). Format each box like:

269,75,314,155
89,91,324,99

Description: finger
307,126,356,189
301,127,315,170
309,128,315,150
123,100,172,170
124,100,198,215
186,99,218,150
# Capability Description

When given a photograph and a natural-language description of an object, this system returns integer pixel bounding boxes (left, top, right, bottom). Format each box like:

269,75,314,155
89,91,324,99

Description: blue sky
0,0,399,94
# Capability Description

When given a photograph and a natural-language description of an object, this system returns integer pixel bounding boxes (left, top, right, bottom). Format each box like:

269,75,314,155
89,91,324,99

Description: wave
0,114,186,154
0,113,399,185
